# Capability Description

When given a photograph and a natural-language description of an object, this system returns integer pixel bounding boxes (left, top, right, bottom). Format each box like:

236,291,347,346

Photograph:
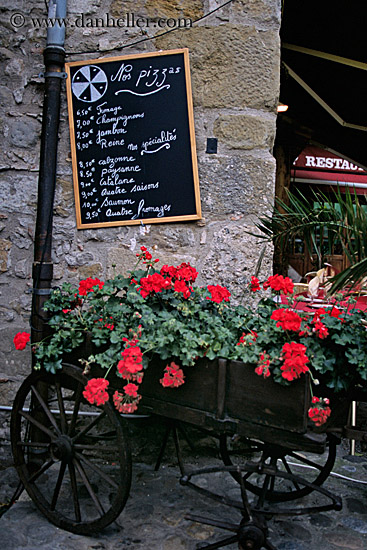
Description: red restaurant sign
292,146,367,188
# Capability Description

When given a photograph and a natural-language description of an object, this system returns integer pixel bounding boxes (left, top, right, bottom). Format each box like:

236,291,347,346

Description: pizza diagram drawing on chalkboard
71,65,108,103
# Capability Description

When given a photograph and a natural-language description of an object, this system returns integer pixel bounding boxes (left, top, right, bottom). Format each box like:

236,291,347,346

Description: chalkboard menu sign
65,49,201,228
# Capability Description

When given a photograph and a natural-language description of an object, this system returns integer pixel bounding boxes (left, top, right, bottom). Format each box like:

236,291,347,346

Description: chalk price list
74,96,176,222
78,157,100,221
74,107,100,221
75,106,95,152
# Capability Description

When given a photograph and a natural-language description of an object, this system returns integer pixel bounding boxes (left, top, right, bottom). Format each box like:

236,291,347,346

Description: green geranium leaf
44,359,63,373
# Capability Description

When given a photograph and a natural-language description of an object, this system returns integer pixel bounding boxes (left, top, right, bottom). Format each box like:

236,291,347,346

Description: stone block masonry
0,0,281,405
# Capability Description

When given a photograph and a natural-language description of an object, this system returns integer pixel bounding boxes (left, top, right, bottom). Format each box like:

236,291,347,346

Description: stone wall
0,0,281,405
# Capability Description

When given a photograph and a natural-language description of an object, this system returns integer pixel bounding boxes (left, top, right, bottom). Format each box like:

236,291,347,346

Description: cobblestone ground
1,413,367,550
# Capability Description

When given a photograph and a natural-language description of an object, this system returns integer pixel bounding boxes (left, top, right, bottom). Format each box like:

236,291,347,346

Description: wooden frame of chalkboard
65,48,201,229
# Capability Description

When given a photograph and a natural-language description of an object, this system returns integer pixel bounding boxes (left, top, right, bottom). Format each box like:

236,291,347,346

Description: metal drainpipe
28,0,68,457
31,0,67,363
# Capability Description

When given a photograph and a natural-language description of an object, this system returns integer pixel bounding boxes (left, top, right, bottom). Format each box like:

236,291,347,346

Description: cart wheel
10,363,132,535
219,434,337,502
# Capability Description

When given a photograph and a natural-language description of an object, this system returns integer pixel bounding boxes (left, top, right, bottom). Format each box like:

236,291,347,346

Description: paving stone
163,535,190,550
185,522,216,541
343,455,367,464
342,464,357,473
340,516,367,534
25,524,59,544
346,497,367,514
0,531,28,550
277,542,308,550
281,522,311,541
309,513,333,528
323,532,365,549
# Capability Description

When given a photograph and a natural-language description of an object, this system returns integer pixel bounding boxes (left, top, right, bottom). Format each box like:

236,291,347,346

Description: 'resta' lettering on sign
294,147,365,172
304,155,364,171
65,49,201,229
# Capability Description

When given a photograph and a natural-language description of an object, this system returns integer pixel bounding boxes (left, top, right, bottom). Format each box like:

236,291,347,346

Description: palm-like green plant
252,187,367,292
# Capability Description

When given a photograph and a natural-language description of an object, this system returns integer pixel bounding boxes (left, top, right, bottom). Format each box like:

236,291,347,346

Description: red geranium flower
160,362,185,388
263,274,294,295
78,277,104,296
160,264,178,279
104,317,115,330
123,383,139,398
280,342,309,381
174,279,191,299
175,262,198,283
117,344,144,379
313,308,327,320
271,309,302,332
160,262,198,283
83,378,109,406
237,331,258,346
113,390,141,414
328,306,344,321
255,351,271,378
136,245,156,264
138,272,172,297
312,320,329,339
206,285,231,304
282,277,295,295
250,276,261,292
308,397,331,426
13,332,30,350
115,401,138,414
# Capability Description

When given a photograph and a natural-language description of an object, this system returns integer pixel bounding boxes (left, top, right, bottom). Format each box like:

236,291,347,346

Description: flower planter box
139,358,310,433
66,337,328,451
134,357,325,452
65,339,338,452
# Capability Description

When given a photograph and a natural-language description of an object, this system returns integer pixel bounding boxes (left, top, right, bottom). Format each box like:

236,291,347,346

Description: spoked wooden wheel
11,364,131,535
219,434,337,502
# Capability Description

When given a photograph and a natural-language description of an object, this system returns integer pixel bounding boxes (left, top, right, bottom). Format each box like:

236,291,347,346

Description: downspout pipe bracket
39,71,67,79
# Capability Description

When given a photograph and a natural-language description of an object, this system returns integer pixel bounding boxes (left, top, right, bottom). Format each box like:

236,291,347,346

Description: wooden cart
10,357,365,550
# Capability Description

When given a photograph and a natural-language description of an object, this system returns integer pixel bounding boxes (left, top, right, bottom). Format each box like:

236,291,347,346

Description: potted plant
14,246,367,428
252,187,367,292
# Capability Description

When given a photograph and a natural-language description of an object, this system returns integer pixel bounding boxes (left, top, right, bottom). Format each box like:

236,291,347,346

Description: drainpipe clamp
39,71,67,79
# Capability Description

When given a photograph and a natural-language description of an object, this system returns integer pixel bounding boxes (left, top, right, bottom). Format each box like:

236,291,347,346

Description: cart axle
50,434,74,462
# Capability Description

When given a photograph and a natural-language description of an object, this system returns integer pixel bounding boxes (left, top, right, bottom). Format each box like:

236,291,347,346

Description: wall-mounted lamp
277,103,289,113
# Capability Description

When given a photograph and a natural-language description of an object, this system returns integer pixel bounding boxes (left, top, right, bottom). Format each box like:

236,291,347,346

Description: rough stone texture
213,113,276,150
232,0,282,30
0,239,12,272
155,25,280,110
198,152,276,216
0,328,31,404
0,0,281,406
323,532,366,549
9,118,40,148
145,0,204,20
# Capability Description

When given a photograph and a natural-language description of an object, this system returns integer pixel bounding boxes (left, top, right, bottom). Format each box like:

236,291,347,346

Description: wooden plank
140,358,219,415
225,360,309,433
140,358,309,434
